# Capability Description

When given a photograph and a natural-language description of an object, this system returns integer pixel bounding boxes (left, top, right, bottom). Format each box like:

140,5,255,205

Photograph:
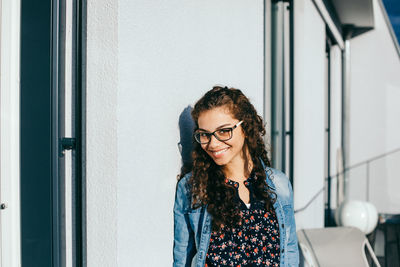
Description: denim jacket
173,167,299,267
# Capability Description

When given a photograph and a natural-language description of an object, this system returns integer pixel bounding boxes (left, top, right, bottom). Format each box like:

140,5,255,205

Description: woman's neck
223,156,253,183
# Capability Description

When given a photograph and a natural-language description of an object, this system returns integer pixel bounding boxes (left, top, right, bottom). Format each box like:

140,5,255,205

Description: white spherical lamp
335,200,378,234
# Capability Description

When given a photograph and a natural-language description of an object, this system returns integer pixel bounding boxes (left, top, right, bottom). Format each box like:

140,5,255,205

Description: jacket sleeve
173,178,196,267
286,178,299,266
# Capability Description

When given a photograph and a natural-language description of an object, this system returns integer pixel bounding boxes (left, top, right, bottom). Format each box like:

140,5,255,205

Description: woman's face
197,106,246,167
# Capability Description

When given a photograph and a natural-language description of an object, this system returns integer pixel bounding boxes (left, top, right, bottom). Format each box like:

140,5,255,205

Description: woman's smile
208,147,230,158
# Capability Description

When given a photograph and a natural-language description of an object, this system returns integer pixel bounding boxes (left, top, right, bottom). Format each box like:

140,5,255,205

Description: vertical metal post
271,0,286,172
52,0,62,264
341,26,353,200
54,0,67,265
271,0,293,178
264,0,273,151
366,161,370,202
270,0,294,184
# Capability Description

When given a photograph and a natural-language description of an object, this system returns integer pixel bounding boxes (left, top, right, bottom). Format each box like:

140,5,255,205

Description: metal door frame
20,0,86,266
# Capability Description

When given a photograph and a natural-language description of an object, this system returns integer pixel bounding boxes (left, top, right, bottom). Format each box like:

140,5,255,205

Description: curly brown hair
189,86,275,231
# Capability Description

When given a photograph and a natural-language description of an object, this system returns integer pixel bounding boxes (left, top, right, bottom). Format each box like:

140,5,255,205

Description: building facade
1,0,399,266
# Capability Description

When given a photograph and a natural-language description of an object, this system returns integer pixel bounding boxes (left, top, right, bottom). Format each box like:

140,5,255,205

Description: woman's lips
209,148,229,158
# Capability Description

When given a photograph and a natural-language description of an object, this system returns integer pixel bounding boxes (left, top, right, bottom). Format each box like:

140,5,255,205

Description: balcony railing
294,147,400,216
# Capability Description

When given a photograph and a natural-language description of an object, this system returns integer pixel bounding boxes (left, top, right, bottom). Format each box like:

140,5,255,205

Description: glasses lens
194,132,210,144
215,128,232,141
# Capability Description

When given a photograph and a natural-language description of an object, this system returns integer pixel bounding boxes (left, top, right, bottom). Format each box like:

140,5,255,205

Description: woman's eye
217,129,231,136
200,132,209,137
218,129,230,134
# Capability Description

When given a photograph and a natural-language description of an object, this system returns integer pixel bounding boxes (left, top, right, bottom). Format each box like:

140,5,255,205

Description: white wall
293,0,326,229
87,0,265,266
0,0,21,266
86,0,118,266
347,0,400,213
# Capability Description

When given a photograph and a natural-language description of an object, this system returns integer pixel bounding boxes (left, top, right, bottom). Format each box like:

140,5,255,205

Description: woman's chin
210,156,230,166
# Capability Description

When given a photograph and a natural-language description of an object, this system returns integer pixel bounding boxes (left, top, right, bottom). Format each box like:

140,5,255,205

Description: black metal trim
288,0,294,185
60,138,77,157
346,26,374,39
72,0,87,266
322,0,343,37
325,35,333,226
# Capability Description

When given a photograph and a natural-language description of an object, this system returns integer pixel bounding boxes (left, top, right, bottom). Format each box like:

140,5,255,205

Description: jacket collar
266,168,276,190
259,157,276,190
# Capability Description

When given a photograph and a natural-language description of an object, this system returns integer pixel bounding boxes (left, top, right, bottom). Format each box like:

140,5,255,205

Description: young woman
173,86,299,267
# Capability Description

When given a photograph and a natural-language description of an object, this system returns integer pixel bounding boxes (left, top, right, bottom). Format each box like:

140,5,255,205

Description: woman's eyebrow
198,123,232,132
216,123,232,129
197,128,209,132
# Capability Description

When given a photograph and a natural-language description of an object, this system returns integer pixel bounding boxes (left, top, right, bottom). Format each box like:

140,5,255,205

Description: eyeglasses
194,121,243,144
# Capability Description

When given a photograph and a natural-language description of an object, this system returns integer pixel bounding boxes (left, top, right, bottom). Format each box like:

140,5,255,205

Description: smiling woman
173,86,299,267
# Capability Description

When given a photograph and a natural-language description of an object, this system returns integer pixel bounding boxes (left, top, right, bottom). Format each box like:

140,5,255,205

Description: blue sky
382,0,400,44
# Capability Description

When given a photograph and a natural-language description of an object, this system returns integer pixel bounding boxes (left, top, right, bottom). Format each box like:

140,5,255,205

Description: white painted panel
349,0,400,163
86,0,118,266
348,0,400,214
0,0,21,266
293,0,326,229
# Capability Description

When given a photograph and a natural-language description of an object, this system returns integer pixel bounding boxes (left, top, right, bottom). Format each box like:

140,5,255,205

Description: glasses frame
194,120,243,144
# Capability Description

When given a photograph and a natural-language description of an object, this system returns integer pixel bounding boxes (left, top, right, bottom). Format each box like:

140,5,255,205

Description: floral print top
205,177,280,267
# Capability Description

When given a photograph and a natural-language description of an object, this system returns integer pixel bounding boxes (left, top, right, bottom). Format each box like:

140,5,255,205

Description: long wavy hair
188,86,275,231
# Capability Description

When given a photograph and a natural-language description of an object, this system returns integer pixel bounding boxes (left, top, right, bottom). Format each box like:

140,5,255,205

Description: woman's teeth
213,148,228,156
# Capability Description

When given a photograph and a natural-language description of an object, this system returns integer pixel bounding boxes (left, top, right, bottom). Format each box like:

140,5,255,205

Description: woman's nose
208,134,222,147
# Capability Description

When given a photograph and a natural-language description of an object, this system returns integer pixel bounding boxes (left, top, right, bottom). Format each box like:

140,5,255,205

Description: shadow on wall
178,106,195,178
